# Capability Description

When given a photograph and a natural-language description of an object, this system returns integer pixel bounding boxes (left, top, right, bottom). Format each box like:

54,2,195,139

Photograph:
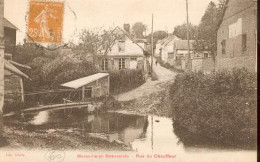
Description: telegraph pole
150,14,154,74
0,0,4,113
186,0,191,72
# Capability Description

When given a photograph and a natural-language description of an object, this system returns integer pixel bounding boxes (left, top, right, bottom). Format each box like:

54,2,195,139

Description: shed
4,59,29,104
61,73,110,101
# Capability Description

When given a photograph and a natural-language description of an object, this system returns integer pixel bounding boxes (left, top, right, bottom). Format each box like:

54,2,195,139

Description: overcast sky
5,0,218,44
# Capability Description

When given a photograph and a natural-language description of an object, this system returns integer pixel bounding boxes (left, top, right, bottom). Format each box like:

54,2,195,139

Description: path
115,59,177,101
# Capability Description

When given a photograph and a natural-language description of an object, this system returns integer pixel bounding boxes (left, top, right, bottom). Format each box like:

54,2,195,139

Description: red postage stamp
27,0,64,44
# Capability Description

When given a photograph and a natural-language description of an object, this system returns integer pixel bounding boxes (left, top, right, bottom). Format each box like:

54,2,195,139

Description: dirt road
116,59,177,101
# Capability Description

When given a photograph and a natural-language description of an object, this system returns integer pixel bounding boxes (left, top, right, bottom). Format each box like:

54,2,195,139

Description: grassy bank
170,68,257,148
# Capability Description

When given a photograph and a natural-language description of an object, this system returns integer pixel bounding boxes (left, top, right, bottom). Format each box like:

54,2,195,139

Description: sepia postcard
0,0,257,161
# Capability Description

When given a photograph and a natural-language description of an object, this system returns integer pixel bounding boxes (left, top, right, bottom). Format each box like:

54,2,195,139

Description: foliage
13,43,146,108
41,57,98,89
109,69,145,94
193,1,225,55
132,22,147,39
74,28,115,64
173,23,197,40
155,57,184,73
147,30,168,44
13,43,98,102
170,68,257,148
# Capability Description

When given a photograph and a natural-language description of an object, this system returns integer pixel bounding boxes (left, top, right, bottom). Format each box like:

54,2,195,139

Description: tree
132,22,147,39
173,23,198,40
147,30,168,43
193,1,225,55
76,28,116,65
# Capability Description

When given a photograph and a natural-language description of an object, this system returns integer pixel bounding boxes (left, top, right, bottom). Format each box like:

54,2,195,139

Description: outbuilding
61,73,110,102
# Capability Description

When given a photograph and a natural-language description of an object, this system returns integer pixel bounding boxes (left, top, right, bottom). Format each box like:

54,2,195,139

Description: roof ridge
4,17,19,30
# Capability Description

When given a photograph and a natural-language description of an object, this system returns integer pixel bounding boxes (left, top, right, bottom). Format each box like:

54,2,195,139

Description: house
3,19,30,106
156,35,180,63
4,18,18,56
216,0,257,72
174,40,213,72
61,73,110,102
97,26,146,71
155,37,168,57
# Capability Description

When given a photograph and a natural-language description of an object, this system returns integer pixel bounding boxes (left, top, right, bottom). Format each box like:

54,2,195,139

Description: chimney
123,24,130,33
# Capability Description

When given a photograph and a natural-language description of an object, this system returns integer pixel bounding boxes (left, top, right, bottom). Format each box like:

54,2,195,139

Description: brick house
216,0,257,72
97,26,146,71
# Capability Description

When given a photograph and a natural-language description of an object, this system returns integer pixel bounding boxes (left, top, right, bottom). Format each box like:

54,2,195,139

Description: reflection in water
81,113,148,145
30,111,49,125
3,107,257,161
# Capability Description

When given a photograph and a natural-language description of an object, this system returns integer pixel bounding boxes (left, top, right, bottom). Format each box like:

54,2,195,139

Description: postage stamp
27,0,64,44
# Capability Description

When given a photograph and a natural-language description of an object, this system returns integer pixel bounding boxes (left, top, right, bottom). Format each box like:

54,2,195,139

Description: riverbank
170,69,257,149
113,83,172,118
1,125,131,151
112,67,257,150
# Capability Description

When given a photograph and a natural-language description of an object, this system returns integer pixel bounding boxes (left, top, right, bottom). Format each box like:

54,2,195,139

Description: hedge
109,69,145,94
170,68,257,148
155,57,184,73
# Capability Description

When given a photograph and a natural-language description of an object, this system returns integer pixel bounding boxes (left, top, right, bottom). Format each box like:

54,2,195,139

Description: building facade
61,73,110,102
156,35,180,63
97,27,145,71
216,0,257,72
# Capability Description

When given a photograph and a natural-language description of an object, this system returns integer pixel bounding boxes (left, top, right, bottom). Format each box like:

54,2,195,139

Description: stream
3,107,257,161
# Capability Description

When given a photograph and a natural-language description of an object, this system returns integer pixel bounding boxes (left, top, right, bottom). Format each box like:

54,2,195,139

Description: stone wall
82,76,109,99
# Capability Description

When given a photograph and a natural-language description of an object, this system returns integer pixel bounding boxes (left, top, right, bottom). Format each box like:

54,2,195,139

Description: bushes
109,69,145,94
170,68,257,148
155,57,184,73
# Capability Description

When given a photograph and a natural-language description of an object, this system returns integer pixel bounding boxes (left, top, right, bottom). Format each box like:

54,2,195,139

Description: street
116,58,177,102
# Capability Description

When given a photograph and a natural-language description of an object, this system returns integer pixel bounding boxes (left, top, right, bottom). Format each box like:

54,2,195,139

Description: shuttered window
119,58,126,70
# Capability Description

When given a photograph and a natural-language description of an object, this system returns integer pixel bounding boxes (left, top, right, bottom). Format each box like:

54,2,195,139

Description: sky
5,0,218,44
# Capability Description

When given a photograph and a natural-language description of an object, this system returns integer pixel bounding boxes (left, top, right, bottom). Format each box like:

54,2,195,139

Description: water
3,107,257,161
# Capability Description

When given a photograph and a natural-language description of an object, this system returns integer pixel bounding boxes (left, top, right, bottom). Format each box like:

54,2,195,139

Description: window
242,34,247,52
131,57,137,61
221,40,226,54
118,41,125,52
204,53,209,58
119,58,126,70
84,87,92,98
101,58,108,70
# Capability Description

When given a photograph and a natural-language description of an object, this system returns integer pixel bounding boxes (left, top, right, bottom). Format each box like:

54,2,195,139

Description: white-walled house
155,35,180,63
97,27,146,71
